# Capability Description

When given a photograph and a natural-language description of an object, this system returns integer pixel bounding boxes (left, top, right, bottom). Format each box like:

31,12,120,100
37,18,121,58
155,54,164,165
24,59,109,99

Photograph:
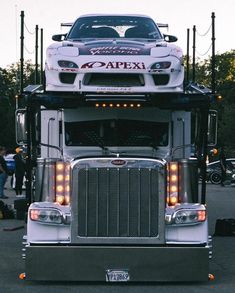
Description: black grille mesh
83,73,145,87
77,167,159,237
152,74,169,85
59,73,76,84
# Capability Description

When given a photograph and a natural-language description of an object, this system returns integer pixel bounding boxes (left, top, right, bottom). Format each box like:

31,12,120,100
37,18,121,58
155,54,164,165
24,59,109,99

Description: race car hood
48,39,181,59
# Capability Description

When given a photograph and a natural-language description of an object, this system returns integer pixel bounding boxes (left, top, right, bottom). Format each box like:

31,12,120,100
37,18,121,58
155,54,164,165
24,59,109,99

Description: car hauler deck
16,84,217,282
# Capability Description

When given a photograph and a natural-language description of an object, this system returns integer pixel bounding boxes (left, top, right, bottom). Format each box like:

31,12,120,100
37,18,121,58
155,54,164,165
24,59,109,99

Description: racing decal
81,61,146,70
79,45,151,55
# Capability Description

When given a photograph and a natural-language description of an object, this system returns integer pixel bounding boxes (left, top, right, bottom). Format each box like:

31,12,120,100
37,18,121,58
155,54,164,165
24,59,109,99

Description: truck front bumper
26,245,209,282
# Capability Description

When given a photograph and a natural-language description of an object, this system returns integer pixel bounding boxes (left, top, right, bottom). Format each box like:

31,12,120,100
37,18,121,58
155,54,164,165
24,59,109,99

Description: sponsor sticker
81,61,146,70
79,45,150,56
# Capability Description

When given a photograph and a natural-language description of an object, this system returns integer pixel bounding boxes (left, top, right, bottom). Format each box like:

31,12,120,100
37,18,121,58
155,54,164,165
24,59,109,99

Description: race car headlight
170,47,183,61
30,208,67,225
151,62,171,70
172,209,206,225
47,48,58,56
58,60,78,68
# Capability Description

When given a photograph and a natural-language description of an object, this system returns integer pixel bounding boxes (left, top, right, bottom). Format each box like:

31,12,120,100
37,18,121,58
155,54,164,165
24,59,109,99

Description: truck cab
16,86,217,282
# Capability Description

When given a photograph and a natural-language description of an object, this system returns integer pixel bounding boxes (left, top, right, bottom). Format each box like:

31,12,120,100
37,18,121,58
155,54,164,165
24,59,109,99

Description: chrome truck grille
76,165,161,238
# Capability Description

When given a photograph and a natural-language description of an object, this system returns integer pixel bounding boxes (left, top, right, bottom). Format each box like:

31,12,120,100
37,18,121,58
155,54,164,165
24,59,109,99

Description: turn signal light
55,161,71,205
167,162,179,206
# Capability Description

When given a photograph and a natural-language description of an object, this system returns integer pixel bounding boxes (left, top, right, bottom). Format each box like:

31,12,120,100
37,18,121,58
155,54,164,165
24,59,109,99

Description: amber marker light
170,163,177,171
56,163,64,171
198,210,206,221
56,195,65,205
30,209,40,221
65,185,70,192
56,174,64,181
208,273,215,281
55,161,71,205
19,272,26,280
170,185,177,193
168,162,179,206
56,185,64,192
65,174,70,181
65,195,70,205
169,196,178,205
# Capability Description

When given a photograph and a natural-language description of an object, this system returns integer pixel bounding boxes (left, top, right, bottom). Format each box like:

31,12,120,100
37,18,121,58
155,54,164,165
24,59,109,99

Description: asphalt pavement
0,181,235,293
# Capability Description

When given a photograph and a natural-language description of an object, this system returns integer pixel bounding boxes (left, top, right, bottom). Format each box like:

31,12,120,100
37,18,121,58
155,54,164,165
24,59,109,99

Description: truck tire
210,172,221,184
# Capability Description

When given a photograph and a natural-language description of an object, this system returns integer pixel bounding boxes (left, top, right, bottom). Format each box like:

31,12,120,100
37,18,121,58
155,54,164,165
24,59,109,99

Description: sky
0,0,234,68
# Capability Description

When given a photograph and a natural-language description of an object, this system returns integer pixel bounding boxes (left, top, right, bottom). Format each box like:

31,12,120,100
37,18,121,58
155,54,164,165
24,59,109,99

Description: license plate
106,269,130,282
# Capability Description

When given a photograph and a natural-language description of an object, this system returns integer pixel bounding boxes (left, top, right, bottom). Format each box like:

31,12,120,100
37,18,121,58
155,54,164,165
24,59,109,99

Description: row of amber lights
95,103,142,108
55,161,70,205
167,162,179,206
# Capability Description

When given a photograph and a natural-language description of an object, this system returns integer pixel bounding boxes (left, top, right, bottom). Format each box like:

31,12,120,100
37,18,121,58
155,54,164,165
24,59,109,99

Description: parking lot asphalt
0,181,235,293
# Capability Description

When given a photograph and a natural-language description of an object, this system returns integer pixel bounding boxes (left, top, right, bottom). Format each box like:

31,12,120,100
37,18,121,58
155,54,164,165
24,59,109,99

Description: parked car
206,158,235,184
45,14,184,93
4,154,15,175
231,173,235,186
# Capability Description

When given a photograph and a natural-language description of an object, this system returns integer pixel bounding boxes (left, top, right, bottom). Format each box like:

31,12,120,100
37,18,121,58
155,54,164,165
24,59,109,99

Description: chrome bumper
26,244,209,282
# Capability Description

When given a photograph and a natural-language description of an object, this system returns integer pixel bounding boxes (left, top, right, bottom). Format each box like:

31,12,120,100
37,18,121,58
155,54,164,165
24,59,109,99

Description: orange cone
19,272,26,280
208,273,215,281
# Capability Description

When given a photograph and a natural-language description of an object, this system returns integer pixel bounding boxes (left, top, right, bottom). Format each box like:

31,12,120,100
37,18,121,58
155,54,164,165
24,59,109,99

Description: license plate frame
106,269,130,282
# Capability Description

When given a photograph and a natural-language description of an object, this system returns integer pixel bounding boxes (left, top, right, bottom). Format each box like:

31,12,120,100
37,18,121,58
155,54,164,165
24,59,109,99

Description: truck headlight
30,208,65,225
172,209,206,225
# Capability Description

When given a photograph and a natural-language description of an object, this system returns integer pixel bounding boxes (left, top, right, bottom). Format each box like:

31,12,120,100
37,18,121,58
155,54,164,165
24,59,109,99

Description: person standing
13,147,26,196
0,146,8,199
219,146,227,187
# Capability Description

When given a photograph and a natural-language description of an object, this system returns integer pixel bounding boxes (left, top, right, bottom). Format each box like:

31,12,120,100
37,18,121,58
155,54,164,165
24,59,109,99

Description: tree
0,61,35,150
185,50,235,156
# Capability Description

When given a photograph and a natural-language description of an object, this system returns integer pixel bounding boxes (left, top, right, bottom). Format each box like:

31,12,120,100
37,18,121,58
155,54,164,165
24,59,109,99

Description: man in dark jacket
13,147,26,196
0,146,8,199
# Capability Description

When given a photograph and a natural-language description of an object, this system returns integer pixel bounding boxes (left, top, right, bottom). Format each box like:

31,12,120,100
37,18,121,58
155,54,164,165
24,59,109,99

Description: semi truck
16,83,218,282
15,14,218,282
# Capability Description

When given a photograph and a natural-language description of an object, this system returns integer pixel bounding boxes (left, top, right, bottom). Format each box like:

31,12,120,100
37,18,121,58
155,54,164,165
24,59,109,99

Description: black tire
210,172,221,184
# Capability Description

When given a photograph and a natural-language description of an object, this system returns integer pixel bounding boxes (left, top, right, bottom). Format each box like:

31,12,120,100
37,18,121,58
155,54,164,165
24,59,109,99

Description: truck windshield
65,119,168,147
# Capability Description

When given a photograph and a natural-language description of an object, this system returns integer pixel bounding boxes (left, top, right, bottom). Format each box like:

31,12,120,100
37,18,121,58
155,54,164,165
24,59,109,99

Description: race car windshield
67,16,162,40
65,120,168,147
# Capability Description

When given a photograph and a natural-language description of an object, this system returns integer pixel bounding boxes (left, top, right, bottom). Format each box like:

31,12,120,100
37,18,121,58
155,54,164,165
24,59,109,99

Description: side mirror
163,34,178,42
208,110,218,146
52,34,66,41
15,109,27,145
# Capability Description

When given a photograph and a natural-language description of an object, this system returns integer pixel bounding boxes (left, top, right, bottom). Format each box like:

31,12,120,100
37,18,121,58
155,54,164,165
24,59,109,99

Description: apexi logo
81,61,146,70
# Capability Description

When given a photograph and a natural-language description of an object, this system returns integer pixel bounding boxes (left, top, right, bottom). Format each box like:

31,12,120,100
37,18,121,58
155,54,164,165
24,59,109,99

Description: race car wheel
210,172,221,184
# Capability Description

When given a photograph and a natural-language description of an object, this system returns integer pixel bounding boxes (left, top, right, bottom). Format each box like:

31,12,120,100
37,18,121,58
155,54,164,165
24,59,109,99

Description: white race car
45,14,184,93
